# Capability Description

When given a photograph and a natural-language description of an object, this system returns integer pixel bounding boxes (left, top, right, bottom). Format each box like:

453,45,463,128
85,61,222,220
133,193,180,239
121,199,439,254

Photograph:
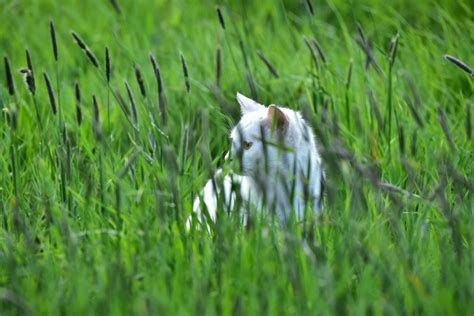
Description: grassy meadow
0,0,473,314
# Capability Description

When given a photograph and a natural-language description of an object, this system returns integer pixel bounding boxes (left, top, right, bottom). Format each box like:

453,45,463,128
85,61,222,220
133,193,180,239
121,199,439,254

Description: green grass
0,0,473,314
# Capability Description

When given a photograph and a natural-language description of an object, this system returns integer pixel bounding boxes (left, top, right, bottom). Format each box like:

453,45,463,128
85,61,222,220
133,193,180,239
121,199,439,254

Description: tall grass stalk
93,95,106,214
105,47,111,131
49,20,63,134
179,52,190,94
74,81,82,126
239,40,258,100
216,46,222,88
303,36,320,110
133,63,146,98
437,106,455,151
216,6,244,86
43,72,57,115
7,107,19,199
150,54,167,127
70,32,144,140
345,59,353,128
385,33,400,150
466,102,472,141
124,80,139,132
71,32,99,68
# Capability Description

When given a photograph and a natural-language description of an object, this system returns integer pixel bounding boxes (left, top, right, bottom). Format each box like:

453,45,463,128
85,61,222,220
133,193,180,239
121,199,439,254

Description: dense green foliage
0,0,473,314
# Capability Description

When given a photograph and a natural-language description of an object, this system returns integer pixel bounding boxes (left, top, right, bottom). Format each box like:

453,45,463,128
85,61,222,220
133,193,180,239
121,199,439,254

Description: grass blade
216,46,222,88
466,101,471,141
437,106,455,151
310,37,327,64
403,95,424,128
124,80,138,128
303,36,318,67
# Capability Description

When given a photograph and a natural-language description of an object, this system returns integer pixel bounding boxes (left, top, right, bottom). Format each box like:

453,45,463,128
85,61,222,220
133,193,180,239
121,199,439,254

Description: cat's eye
243,141,253,150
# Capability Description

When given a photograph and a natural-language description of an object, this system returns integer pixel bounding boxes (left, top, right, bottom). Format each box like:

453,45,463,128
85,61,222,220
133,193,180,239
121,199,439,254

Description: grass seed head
92,95,103,141
346,59,353,89
71,31,99,68
444,54,474,76
179,52,190,93
50,20,58,61
124,80,138,126
71,31,87,50
105,47,111,83
109,0,122,14
305,0,314,15
3,56,15,96
216,7,225,30
311,37,327,64
74,82,82,125
398,126,405,155
149,54,162,93
215,46,221,87
19,68,35,95
133,63,146,98
150,54,167,125
43,71,57,114
303,36,319,67
410,131,417,157
389,33,400,68
24,49,36,95
256,50,279,78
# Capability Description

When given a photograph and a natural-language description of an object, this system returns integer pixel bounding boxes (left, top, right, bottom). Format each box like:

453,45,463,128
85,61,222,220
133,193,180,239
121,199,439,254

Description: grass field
0,0,473,314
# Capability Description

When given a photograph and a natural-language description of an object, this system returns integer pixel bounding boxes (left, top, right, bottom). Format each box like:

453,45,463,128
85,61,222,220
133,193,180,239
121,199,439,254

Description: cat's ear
236,92,262,114
267,105,289,134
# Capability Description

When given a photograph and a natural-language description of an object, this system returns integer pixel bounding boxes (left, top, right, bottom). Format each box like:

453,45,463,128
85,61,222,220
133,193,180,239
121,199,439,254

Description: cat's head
228,93,294,177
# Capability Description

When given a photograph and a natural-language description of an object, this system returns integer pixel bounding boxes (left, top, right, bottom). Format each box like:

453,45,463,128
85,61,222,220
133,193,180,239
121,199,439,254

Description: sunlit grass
0,0,472,314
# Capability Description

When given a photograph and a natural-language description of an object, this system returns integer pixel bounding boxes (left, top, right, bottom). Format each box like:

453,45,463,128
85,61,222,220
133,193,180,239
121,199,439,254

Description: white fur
189,93,323,229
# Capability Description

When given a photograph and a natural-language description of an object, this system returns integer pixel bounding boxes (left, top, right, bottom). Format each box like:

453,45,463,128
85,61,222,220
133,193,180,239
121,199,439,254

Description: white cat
189,93,323,229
